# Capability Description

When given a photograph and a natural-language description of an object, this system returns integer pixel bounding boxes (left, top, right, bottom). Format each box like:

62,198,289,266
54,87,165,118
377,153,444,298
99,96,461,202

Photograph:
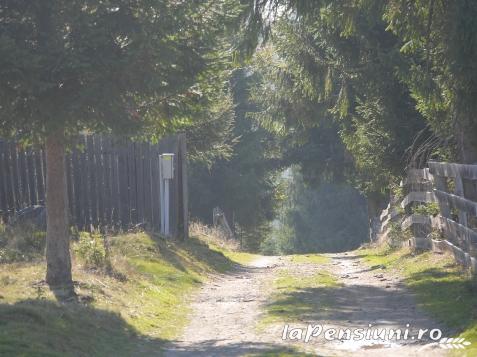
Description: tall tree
0,0,245,292
250,1,429,223
189,69,282,251
385,0,477,163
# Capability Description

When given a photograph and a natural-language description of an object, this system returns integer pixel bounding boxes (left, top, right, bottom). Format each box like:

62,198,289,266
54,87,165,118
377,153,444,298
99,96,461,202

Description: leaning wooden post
454,174,468,227
434,175,450,218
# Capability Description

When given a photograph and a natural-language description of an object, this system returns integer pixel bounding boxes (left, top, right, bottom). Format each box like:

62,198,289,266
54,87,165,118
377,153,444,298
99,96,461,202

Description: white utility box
160,154,174,179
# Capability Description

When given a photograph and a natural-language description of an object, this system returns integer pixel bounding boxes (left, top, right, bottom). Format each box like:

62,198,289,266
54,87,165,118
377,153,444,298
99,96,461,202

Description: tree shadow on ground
144,233,238,275
263,279,453,341
401,267,477,333
0,299,165,356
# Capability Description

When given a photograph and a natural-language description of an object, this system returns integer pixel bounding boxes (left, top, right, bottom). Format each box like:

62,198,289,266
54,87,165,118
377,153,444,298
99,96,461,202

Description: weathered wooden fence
0,134,188,238
376,161,477,273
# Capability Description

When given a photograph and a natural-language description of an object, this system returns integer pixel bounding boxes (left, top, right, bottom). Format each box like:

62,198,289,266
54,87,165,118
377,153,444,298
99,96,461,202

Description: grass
358,244,477,354
0,231,238,356
221,251,262,265
260,265,339,327
189,221,262,266
286,254,330,265
245,350,315,357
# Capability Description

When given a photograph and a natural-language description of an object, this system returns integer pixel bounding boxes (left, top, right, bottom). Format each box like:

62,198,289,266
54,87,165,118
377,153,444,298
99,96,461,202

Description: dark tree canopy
0,0,245,141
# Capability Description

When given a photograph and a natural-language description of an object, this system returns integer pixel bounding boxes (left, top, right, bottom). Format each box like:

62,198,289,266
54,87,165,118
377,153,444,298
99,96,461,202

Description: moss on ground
259,256,338,328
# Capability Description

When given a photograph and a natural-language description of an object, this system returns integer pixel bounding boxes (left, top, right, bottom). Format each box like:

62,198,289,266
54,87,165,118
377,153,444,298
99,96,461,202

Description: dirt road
163,252,448,356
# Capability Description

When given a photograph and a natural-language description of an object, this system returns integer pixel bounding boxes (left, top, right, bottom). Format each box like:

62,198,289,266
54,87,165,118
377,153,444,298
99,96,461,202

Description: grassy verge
260,254,337,327
188,222,262,266
0,231,237,356
286,254,330,265
245,350,315,357
357,244,477,354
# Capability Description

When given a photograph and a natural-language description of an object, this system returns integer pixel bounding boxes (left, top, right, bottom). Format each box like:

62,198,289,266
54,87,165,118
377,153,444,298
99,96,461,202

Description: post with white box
159,153,174,236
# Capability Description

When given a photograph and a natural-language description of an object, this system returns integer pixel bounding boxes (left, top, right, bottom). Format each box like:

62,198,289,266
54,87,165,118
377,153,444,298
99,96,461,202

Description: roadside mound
0,228,236,356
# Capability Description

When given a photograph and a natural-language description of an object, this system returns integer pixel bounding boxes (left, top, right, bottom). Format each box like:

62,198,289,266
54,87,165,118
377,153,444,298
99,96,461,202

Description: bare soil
163,252,448,356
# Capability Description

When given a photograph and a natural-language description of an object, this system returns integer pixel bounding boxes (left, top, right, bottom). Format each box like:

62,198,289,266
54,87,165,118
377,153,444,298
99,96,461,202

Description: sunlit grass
259,268,340,328
245,350,315,357
0,232,236,355
286,254,330,265
221,251,262,265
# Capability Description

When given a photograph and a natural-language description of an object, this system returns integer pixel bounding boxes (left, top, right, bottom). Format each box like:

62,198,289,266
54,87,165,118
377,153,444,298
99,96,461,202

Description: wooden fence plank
80,136,91,229
102,136,112,226
118,142,129,228
179,133,189,239
17,147,30,207
87,136,98,227
26,149,37,205
0,142,8,219
71,144,83,229
454,174,468,226
136,142,144,224
93,135,104,227
434,189,477,217
0,134,186,237
143,143,152,228
429,161,477,180
110,140,120,227
5,145,15,214
401,191,436,209
127,142,137,225
65,151,75,226
401,214,431,230
33,149,45,204
9,143,21,210
150,144,160,230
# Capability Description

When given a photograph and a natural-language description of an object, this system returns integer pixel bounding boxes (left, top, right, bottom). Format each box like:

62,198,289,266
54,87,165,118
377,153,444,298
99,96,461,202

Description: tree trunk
456,115,477,164
45,130,73,292
366,194,383,242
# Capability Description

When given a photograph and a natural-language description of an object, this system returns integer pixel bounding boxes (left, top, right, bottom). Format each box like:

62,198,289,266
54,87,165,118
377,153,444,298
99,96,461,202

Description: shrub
387,222,412,248
412,203,440,216
75,231,108,269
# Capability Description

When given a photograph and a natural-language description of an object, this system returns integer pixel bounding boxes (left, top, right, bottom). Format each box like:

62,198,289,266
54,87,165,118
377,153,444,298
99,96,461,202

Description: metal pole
159,159,164,235
164,178,170,236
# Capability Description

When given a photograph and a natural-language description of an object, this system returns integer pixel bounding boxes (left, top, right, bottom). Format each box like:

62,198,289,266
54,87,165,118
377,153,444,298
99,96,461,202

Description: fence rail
0,134,188,238
376,161,477,273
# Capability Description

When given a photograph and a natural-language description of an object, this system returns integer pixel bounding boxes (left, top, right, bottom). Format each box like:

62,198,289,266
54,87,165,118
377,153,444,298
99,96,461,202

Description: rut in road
163,252,448,356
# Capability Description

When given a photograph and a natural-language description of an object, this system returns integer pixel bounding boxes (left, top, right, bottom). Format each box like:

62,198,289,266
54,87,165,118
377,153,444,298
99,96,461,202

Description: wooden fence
0,134,188,238
376,161,477,273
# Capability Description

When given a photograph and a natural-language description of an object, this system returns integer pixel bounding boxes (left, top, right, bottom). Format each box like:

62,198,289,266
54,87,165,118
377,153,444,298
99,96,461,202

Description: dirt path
163,252,449,356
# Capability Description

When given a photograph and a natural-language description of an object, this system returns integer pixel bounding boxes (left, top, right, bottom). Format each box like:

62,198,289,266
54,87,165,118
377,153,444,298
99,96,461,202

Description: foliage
188,69,283,251
260,222,295,255
412,203,440,217
74,231,108,270
0,0,250,141
250,2,429,198
387,222,408,248
0,0,261,287
262,169,368,254
385,0,477,162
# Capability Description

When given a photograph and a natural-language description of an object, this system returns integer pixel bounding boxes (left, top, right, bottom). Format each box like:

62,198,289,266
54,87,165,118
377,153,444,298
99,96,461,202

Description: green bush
412,203,440,216
75,231,108,269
